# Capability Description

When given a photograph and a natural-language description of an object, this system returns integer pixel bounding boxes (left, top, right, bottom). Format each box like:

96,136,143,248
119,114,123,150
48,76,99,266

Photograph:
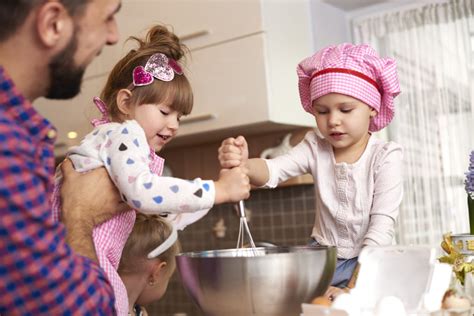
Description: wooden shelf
251,173,313,190
279,174,313,187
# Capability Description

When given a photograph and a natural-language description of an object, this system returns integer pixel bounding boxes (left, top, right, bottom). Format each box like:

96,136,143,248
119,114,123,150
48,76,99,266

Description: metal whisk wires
236,200,258,257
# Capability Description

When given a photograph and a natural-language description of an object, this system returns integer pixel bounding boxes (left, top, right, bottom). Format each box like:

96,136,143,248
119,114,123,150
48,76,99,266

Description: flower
466,150,474,199
439,233,474,285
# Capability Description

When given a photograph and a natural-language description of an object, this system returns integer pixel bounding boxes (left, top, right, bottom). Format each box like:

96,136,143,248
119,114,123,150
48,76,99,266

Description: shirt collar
0,66,57,143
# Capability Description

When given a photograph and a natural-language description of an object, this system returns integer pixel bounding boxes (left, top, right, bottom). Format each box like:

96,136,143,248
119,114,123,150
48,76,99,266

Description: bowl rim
176,245,337,258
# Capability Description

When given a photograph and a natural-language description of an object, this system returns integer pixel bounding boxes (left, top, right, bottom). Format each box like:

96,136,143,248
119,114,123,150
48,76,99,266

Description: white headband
147,225,178,259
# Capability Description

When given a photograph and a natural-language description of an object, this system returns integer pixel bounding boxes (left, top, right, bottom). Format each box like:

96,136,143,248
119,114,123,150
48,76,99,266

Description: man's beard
46,31,86,99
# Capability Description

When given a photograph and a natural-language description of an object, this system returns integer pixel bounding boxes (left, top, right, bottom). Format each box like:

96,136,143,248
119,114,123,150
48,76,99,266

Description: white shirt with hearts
69,120,215,216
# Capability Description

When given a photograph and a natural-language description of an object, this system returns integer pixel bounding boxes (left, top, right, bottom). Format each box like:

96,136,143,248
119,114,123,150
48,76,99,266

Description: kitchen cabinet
181,33,270,135
92,0,315,145
36,0,316,156
184,0,315,144
85,0,264,78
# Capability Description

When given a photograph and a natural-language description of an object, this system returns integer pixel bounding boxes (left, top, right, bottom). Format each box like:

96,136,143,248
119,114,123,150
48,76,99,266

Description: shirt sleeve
0,126,116,314
99,121,215,214
264,131,315,188
363,142,404,246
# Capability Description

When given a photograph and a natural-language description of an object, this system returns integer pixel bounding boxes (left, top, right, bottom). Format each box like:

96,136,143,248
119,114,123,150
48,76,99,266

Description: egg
311,296,332,306
332,293,361,316
374,296,407,316
442,293,471,310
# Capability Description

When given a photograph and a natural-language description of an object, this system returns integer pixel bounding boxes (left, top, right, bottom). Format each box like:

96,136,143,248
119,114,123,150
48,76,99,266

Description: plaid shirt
0,67,116,315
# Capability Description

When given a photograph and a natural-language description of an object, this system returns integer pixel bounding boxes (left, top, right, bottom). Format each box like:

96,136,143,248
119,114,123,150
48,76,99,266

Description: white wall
310,0,351,51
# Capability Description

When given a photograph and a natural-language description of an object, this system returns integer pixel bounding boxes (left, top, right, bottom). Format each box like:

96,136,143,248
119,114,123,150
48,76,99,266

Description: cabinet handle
180,113,217,125
179,30,210,41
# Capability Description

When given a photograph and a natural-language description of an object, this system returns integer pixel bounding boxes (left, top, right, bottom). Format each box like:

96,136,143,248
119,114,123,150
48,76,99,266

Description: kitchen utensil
176,245,337,316
260,133,293,159
236,200,257,256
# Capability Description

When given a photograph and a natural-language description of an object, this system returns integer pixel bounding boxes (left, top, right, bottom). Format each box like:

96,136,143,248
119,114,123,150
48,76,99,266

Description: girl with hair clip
218,43,403,299
118,213,180,316
51,24,250,315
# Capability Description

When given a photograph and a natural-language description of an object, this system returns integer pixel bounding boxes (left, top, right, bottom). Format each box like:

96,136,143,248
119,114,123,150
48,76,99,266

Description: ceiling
322,0,393,11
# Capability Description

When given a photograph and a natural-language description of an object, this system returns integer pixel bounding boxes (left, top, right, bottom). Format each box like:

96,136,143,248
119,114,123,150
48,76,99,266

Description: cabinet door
85,0,264,79
178,33,269,136
136,0,263,49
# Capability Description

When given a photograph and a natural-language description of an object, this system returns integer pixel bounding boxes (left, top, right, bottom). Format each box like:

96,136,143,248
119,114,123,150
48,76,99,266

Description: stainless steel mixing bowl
176,246,336,316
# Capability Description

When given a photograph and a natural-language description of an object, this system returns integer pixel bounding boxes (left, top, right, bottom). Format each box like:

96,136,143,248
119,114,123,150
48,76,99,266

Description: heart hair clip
133,53,183,87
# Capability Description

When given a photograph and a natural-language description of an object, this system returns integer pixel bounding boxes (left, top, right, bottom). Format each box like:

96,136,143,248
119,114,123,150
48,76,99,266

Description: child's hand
214,167,251,204
218,135,249,169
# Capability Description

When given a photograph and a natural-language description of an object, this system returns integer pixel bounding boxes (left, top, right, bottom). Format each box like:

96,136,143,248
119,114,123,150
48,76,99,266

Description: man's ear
116,89,134,117
35,1,73,49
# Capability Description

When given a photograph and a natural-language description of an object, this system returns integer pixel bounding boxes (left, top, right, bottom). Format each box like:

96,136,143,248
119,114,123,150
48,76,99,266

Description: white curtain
352,0,474,246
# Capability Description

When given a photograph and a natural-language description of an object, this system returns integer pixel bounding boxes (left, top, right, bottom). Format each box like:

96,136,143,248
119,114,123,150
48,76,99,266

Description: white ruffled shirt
264,131,403,259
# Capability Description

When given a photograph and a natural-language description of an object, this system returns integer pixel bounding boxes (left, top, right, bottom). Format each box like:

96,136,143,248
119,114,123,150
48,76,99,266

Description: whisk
236,200,258,256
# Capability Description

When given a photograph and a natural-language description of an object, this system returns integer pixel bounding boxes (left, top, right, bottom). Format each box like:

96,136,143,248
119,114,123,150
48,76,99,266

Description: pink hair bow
133,53,183,87
91,97,111,127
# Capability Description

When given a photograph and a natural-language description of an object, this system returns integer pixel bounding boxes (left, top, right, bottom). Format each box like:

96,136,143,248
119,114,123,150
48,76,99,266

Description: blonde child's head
297,43,400,133
118,213,181,305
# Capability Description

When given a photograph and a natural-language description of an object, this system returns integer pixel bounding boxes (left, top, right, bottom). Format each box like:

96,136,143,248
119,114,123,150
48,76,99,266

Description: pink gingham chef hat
297,43,400,132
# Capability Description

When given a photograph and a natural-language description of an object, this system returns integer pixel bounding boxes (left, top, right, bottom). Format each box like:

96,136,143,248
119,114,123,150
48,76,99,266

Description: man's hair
0,0,89,42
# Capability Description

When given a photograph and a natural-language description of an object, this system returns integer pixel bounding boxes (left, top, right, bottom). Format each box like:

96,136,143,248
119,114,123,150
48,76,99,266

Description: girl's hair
118,214,181,277
100,24,193,122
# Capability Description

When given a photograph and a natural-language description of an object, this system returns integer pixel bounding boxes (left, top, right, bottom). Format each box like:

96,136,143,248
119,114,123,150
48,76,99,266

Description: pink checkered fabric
93,210,135,316
51,177,133,316
149,147,164,175
297,43,400,132
51,149,164,316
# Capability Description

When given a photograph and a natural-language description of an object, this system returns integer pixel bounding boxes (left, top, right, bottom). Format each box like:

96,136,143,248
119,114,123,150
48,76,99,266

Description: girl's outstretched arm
246,158,270,187
70,121,248,215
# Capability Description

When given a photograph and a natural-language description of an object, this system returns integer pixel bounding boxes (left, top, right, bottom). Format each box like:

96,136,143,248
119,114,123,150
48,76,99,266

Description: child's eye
160,110,169,115
315,110,328,115
341,109,353,113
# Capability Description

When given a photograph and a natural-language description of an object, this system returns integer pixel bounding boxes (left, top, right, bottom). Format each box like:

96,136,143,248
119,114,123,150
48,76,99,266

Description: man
0,0,128,314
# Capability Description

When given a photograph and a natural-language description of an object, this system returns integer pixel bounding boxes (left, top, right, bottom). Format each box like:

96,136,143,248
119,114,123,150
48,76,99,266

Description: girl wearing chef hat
218,43,403,295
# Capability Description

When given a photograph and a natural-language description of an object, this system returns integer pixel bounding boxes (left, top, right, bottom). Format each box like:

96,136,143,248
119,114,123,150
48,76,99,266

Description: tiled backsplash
147,184,316,316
